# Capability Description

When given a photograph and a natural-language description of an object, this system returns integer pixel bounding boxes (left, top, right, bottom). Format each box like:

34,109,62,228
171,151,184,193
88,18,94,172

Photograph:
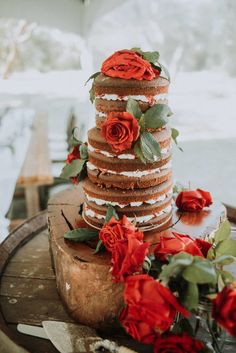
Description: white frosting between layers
96,93,168,103
88,143,171,161
84,204,172,224
85,189,172,208
96,111,107,118
87,160,172,177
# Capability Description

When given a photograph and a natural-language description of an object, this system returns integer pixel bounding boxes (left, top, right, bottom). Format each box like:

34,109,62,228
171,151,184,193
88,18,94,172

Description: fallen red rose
101,111,140,153
176,189,212,212
99,215,143,252
212,285,236,337
119,274,189,340
154,232,205,261
111,236,149,282
154,333,205,353
101,49,159,81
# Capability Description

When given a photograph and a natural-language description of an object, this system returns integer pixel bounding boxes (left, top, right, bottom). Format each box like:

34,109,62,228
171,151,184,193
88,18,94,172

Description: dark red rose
99,215,143,252
120,275,189,339
119,306,158,344
154,333,205,353
111,236,149,283
176,189,212,212
154,232,204,261
101,112,140,153
101,50,160,81
66,145,81,164
212,285,236,336
195,238,212,257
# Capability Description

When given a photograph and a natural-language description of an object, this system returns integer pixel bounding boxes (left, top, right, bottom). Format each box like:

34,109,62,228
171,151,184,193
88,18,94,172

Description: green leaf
140,132,162,162
79,143,88,160
130,47,142,54
77,162,88,182
158,62,171,82
60,159,85,179
143,104,172,129
93,239,105,254
171,128,183,152
159,252,193,282
183,282,199,311
71,127,83,146
214,220,231,244
213,255,236,266
64,228,98,242
126,98,142,119
215,238,236,258
182,257,217,285
105,204,119,223
133,140,146,164
218,270,235,285
142,51,160,65
85,71,100,85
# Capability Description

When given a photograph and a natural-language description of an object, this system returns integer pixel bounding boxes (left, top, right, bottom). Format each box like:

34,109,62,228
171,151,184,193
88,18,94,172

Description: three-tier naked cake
83,69,173,233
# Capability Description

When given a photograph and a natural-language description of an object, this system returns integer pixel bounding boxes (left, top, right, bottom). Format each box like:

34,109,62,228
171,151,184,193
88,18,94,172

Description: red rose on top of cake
176,189,212,212
101,111,140,153
101,49,160,81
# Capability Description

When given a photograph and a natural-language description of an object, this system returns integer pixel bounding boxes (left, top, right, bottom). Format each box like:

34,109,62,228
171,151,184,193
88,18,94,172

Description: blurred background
0,0,235,240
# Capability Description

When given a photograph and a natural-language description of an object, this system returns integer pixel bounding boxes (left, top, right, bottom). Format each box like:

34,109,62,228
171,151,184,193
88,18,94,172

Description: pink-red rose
154,333,205,353
212,285,236,336
101,49,160,81
154,232,212,261
99,215,143,252
111,236,149,283
101,112,140,153
176,189,212,212
119,274,189,342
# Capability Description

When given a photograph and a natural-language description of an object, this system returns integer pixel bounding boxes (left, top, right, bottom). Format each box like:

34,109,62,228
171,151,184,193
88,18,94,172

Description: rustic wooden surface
0,189,235,353
17,114,53,217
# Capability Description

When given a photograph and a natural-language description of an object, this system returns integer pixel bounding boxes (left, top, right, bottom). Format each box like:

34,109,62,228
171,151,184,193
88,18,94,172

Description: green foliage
183,282,199,311
85,71,100,85
64,228,98,242
182,257,217,285
140,131,162,162
214,220,231,244
133,140,146,164
143,104,172,129
126,98,142,119
79,143,88,160
71,127,83,147
60,159,85,179
93,239,105,254
105,204,119,223
171,127,183,152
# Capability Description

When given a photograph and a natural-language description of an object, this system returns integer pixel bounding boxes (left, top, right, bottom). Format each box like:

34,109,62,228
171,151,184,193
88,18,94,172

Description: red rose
101,112,140,153
101,50,159,81
212,285,236,336
120,275,189,339
154,232,204,261
111,237,149,283
176,189,212,212
66,145,81,164
99,215,143,252
195,238,212,257
119,306,158,344
154,333,205,353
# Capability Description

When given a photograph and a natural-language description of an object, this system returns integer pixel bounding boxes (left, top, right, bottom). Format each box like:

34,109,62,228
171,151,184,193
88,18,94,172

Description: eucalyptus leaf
64,228,98,242
171,128,183,152
126,98,142,119
142,51,160,65
85,71,100,85
134,141,146,164
105,204,119,223
93,239,105,254
214,220,231,244
183,282,199,311
143,104,171,129
182,257,217,285
158,62,171,82
60,159,85,179
140,132,162,162
213,255,236,266
79,143,88,160
215,238,236,257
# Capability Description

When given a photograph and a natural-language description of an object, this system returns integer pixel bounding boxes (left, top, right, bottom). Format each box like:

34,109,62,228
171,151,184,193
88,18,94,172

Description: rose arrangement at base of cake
59,49,236,353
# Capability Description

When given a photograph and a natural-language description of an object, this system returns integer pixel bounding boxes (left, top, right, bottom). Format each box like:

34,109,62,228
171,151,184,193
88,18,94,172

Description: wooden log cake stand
47,186,227,330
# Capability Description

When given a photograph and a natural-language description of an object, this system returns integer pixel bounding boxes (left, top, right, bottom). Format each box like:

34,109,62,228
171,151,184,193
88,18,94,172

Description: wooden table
17,113,53,218
0,191,235,353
